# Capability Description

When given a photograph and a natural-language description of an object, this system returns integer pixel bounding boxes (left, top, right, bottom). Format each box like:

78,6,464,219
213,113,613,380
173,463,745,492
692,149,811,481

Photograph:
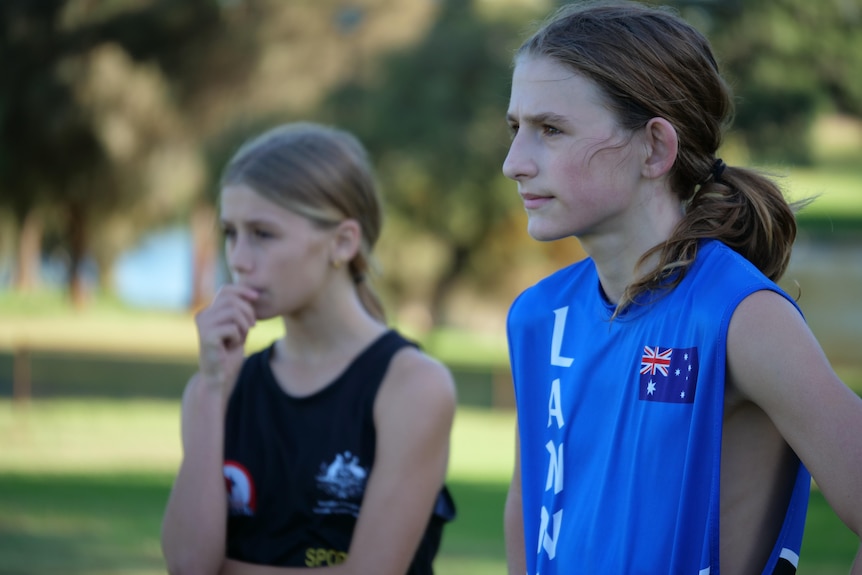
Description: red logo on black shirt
224,460,256,515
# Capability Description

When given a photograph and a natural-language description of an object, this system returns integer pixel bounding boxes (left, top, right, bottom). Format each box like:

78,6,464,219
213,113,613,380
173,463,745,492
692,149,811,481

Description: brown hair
220,122,386,322
518,1,805,310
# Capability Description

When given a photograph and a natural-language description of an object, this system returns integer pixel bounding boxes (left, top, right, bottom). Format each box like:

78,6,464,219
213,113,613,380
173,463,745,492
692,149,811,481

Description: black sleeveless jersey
223,329,456,573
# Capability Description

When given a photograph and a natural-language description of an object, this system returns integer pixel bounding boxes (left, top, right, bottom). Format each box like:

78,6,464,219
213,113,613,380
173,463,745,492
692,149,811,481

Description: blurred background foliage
1,2,860,572
1,0,861,332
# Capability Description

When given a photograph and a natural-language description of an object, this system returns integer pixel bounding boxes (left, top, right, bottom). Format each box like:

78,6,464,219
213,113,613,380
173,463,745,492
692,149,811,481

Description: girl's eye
222,227,236,240
542,125,561,136
254,229,273,239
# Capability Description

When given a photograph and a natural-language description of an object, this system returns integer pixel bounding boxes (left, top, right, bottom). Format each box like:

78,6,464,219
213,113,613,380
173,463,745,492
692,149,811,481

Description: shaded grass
0,472,854,575
799,489,861,574
0,472,171,575
0,471,512,575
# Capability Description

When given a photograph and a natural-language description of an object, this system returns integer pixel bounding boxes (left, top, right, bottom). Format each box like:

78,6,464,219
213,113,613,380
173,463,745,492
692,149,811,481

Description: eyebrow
506,111,570,127
219,217,279,228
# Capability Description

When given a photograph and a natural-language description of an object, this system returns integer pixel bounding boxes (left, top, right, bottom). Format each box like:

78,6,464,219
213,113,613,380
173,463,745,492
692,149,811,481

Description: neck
279,286,386,363
581,188,683,305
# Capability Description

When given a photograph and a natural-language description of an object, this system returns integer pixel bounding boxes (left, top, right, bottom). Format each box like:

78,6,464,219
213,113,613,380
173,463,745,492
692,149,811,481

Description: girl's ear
330,219,362,267
642,117,679,180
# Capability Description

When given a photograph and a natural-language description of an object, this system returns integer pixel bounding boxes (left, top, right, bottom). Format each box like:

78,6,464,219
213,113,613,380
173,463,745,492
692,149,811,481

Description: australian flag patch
638,346,699,404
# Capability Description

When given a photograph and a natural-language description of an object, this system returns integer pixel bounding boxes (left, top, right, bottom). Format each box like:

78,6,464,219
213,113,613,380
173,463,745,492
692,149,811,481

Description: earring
331,259,342,270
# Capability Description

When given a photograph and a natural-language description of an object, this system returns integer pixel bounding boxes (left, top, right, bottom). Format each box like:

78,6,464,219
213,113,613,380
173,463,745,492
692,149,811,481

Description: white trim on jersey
780,548,800,567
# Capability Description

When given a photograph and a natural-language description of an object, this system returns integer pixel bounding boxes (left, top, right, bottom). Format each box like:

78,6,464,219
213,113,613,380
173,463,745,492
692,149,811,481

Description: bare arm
727,290,862,573
220,347,457,575
505,421,526,575
162,375,229,575
161,286,257,575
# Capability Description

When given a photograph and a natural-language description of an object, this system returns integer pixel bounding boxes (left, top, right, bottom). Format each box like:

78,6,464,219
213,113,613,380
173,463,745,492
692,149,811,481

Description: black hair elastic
708,158,727,184
697,158,727,188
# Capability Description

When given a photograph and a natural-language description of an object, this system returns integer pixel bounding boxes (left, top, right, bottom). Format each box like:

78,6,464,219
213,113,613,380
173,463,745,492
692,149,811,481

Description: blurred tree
1,0,442,310
325,0,529,324
0,0,260,306
653,0,862,164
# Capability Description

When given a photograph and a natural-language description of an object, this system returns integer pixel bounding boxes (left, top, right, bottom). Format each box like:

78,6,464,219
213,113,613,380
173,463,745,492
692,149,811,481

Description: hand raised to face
194,284,259,391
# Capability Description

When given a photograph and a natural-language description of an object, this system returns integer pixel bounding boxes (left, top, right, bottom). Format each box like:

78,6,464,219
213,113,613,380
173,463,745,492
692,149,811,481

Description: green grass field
0,400,857,574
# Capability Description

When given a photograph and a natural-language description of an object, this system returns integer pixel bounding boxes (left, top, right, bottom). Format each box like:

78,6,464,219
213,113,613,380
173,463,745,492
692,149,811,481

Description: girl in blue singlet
502,3,862,574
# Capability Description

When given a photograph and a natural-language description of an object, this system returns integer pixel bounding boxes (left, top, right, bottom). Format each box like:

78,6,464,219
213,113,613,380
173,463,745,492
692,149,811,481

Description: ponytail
621,163,810,312
349,248,387,323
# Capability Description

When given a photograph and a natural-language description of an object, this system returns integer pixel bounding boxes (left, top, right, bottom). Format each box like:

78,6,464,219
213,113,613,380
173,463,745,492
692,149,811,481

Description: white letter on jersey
551,307,574,367
545,440,564,494
538,506,563,560
547,378,564,429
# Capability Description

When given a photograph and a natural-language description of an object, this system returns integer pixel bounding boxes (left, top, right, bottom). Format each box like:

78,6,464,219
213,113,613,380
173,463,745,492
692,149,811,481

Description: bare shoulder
727,289,862,536
375,345,457,419
727,289,822,401
726,288,855,424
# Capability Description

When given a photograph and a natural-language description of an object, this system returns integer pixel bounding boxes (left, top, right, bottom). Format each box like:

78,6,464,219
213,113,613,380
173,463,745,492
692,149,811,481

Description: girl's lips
237,285,264,300
521,193,553,210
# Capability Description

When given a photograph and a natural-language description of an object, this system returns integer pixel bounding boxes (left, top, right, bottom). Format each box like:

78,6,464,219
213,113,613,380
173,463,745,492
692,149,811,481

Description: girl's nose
502,134,536,181
227,235,252,276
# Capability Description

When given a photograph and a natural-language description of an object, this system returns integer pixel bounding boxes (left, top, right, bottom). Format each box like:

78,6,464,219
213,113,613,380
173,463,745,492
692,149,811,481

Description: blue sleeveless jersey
507,240,810,575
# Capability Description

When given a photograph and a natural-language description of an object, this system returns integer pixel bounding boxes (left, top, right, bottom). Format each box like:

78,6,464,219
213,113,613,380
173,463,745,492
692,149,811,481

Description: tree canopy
663,0,862,163
325,0,531,323
1,0,859,324
0,0,236,302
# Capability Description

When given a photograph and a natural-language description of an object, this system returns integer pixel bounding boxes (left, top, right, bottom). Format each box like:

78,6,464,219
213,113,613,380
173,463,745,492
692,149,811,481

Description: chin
250,302,277,322
527,223,571,243
254,309,280,321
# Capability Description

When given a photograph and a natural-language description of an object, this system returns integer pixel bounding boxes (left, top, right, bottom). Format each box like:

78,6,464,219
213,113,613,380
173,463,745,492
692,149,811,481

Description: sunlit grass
0,399,182,474
0,291,285,357
786,166,862,220
0,400,514,478
449,407,515,482
0,289,510,369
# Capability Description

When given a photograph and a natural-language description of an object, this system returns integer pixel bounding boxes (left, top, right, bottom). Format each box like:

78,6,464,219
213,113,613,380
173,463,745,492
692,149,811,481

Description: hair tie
703,158,727,185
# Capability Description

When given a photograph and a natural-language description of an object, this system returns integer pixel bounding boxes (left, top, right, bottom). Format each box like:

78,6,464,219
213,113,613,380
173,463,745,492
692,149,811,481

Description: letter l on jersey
551,307,574,367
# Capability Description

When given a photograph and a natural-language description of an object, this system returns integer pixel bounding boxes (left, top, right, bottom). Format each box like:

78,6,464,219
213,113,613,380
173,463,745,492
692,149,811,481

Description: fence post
492,367,514,409
13,346,32,404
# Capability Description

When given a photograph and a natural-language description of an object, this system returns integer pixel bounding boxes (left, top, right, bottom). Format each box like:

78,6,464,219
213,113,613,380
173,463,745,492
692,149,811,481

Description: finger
211,286,258,326
198,308,253,349
198,290,256,329
217,283,260,304
220,324,246,351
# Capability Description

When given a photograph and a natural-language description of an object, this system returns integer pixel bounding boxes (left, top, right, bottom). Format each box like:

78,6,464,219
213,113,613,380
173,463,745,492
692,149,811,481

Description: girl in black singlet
161,122,457,575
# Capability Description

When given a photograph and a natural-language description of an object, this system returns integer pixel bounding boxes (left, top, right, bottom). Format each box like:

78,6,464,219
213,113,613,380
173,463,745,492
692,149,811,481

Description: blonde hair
519,1,804,311
220,122,386,321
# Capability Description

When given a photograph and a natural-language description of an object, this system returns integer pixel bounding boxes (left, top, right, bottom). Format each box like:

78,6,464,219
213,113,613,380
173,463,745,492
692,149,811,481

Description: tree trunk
66,201,89,309
14,208,43,292
190,201,217,312
428,243,472,327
